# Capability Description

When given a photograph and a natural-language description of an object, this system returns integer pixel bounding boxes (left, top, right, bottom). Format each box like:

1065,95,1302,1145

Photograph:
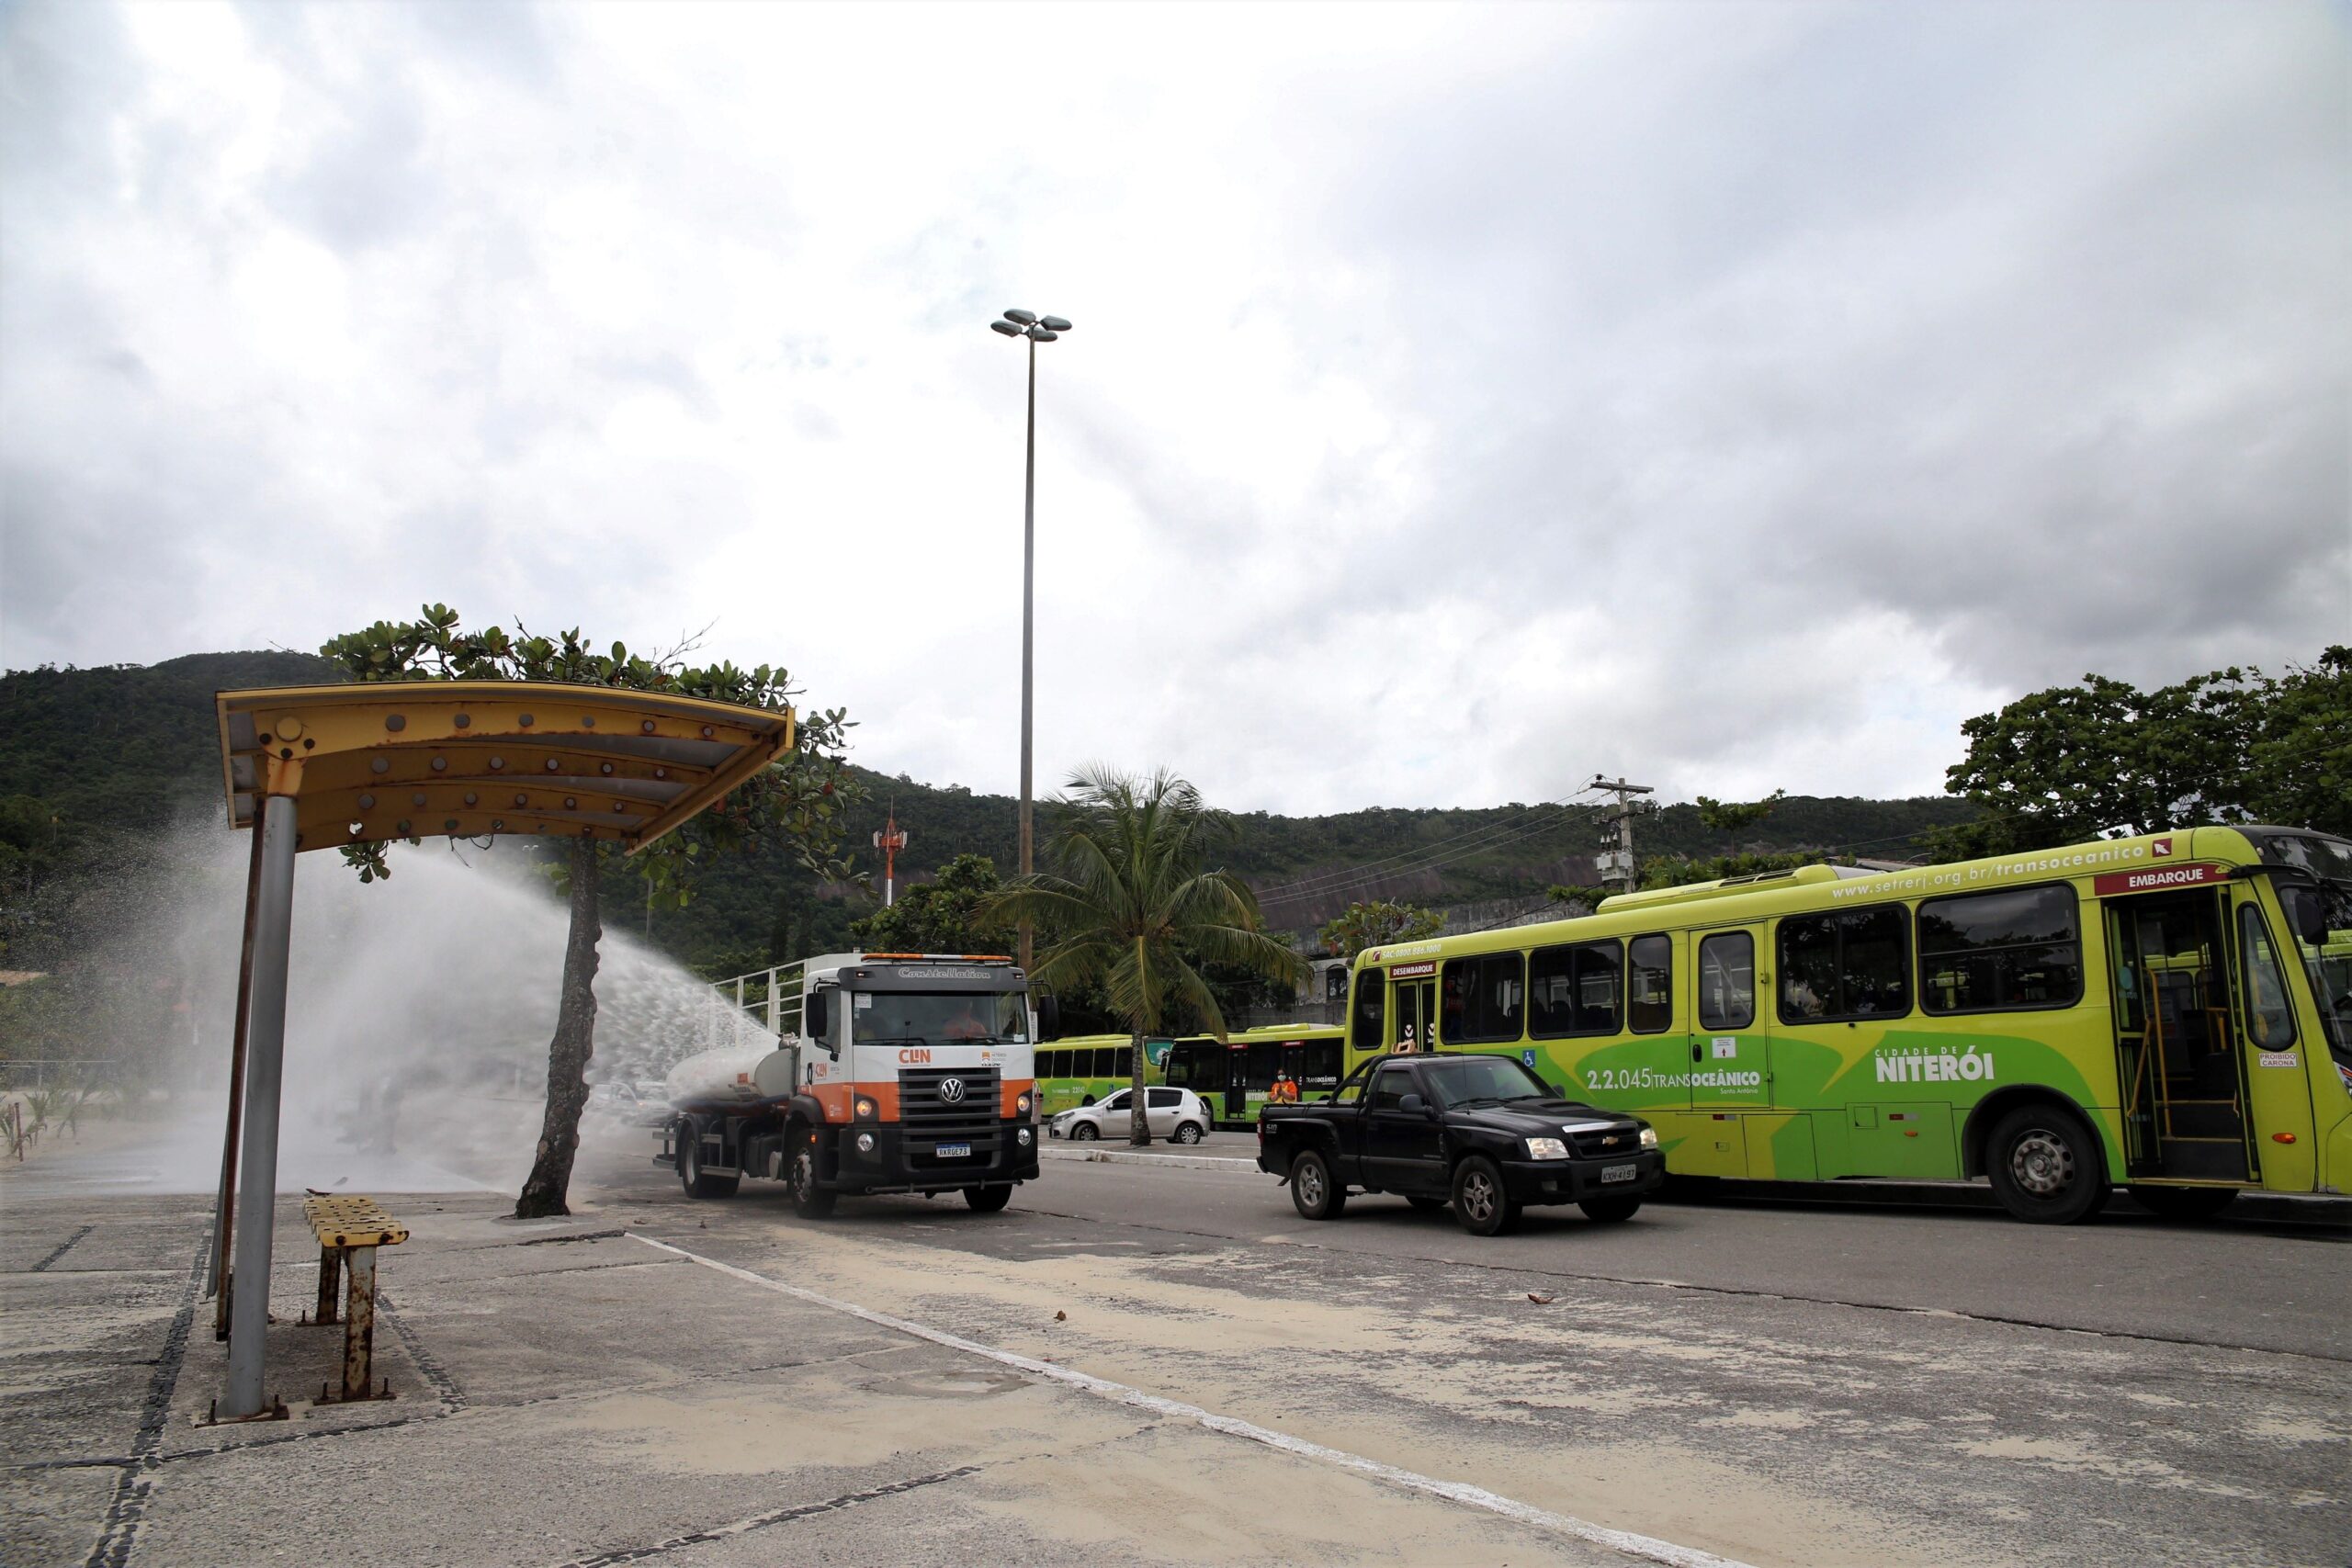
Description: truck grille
899,1066,1002,1167
1568,1125,1643,1159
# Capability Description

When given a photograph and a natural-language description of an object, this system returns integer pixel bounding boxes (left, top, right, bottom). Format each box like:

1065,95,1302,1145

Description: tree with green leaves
849,852,1009,954
1925,649,2348,859
1695,789,1786,855
319,605,861,1217
985,767,1306,1145
1317,898,1446,960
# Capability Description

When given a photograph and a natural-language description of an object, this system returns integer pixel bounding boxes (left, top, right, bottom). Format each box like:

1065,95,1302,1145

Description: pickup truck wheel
1452,1156,1519,1236
963,1185,1012,1213
786,1128,836,1220
1289,1150,1347,1221
1070,1121,1100,1142
1405,1195,1449,1213
678,1118,740,1200
1579,1196,1642,1224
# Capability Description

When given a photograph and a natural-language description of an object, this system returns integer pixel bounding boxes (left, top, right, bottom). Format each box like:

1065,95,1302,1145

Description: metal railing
0,1059,122,1091
707,961,807,1040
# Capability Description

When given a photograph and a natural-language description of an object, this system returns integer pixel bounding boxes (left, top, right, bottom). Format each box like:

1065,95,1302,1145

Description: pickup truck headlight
1524,1137,1570,1161
1639,1127,1659,1148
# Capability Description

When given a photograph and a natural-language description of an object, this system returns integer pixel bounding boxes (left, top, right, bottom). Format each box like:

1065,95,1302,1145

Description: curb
1678,1178,2351,1225
1041,1146,1259,1172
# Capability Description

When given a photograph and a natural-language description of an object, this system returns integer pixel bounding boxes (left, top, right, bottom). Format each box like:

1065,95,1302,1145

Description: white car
1051,1087,1212,1145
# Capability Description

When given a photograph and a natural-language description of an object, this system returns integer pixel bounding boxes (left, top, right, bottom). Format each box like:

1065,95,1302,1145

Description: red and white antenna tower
872,807,909,907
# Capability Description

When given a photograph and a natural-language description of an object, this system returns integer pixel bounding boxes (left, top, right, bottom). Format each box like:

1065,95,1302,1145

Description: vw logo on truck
939,1077,967,1103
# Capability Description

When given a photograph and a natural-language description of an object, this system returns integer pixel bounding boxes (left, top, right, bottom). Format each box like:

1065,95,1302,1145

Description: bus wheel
1289,1151,1347,1221
1070,1121,1099,1142
2128,1185,2239,1221
1986,1104,2109,1224
963,1185,1012,1213
679,1118,739,1200
1452,1156,1520,1236
786,1128,836,1220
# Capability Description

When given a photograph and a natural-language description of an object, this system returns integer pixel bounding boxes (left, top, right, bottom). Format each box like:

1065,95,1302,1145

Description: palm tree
987,766,1306,1145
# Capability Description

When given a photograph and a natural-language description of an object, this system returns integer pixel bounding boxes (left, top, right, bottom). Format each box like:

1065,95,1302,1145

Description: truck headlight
1639,1127,1659,1148
854,1096,877,1121
1524,1137,1570,1161
1016,1091,1034,1117
855,1132,876,1153
1017,1127,1034,1147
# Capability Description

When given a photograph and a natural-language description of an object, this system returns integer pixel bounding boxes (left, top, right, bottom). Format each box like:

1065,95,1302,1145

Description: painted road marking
630,1234,1756,1568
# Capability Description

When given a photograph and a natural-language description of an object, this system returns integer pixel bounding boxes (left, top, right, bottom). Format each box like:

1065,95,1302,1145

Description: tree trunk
515,837,603,1217
1127,1030,1151,1145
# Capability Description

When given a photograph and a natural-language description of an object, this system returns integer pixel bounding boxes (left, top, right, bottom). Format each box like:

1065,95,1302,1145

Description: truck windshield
1423,1055,1552,1107
855,990,1030,1045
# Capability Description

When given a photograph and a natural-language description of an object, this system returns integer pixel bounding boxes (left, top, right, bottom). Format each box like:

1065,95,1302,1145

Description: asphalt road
577,1127,2351,1568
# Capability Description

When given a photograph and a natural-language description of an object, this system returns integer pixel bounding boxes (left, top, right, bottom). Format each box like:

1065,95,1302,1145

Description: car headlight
1524,1137,1570,1161
1639,1127,1658,1148
1017,1091,1033,1116
854,1096,877,1121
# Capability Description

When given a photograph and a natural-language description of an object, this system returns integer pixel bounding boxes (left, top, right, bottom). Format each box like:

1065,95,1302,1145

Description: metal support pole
1018,333,1036,974
221,792,299,1419
765,968,780,1036
340,1246,377,1403
313,1243,341,1326
209,818,268,1334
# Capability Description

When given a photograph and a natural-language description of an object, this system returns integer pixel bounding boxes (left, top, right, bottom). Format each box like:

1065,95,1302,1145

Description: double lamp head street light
989,308,1071,974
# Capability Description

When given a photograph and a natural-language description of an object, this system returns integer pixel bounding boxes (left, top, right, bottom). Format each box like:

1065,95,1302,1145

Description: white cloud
2,0,2342,818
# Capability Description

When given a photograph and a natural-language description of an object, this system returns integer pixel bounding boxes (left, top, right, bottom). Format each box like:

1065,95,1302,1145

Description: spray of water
58,823,765,1195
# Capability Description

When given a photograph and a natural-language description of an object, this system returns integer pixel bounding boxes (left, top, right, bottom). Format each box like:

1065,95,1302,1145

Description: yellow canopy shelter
207,682,795,1419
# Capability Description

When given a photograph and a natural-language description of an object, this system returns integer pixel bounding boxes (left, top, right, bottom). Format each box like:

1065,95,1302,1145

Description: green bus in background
1033,1033,1152,1118
1347,826,2352,1224
1035,1025,1365,1127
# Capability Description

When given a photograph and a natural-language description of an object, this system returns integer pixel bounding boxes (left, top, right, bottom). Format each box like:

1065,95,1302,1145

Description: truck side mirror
1398,1092,1428,1115
1546,1081,1566,1099
804,990,831,1046
1036,994,1061,1039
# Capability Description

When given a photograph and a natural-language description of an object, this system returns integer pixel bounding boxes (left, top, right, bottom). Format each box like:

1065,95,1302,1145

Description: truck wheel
1579,1196,1642,1224
678,1119,739,1200
1452,1156,1519,1236
1289,1150,1347,1221
1985,1103,2109,1224
2128,1184,2239,1221
786,1128,836,1220
963,1185,1012,1213
1070,1121,1099,1142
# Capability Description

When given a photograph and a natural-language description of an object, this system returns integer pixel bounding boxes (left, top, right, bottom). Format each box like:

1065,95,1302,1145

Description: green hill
0,652,1974,975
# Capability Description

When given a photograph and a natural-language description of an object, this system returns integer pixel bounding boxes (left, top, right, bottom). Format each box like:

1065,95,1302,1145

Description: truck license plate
1600,1163,1637,1183
936,1143,972,1158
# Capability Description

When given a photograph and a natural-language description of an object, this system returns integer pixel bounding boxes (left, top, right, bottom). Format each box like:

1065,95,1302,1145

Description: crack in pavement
548,1463,988,1567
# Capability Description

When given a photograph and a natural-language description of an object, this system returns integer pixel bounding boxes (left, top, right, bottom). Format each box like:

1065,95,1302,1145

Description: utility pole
1590,775,1654,895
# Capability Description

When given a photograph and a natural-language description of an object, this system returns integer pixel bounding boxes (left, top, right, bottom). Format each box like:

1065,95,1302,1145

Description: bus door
2103,889,2252,1183
1684,925,1769,1178
2230,886,2315,1190
1390,962,1438,1052
1224,1040,1248,1122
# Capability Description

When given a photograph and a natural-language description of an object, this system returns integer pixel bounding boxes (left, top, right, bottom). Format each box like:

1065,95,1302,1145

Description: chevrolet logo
1601,1135,1621,1146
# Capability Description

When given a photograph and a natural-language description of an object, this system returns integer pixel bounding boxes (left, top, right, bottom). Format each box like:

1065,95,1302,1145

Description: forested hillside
0,651,1974,976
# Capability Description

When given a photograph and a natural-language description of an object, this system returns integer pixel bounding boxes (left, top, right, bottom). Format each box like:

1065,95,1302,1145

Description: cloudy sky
3,1,2344,816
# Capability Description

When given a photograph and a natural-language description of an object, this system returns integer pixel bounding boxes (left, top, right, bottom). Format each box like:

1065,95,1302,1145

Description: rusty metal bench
300,1195,408,1404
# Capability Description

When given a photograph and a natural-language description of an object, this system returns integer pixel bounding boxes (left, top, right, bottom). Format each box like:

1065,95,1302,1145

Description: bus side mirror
805,990,830,1045
1036,994,1061,1039
2290,901,2329,945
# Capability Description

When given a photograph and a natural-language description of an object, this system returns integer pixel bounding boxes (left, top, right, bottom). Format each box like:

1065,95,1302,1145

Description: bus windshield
2276,881,2352,1067
855,990,1030,1045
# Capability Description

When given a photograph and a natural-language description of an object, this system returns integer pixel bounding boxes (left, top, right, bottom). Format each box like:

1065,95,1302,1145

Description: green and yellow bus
1033,1034,1148,1118
1345,826,2352,1223
1160,1024,1358,1126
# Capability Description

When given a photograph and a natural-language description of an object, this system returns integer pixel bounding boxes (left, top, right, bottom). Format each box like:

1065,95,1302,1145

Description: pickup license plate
935,1143,972,1158
1600,1163,1638,1184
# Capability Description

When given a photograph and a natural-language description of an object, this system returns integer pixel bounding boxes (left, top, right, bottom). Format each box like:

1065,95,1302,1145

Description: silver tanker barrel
663,1040,800,1113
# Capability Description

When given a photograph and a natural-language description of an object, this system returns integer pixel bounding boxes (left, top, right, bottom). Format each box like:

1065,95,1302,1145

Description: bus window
2237,906,2298,1051
1300,1038,1340,1091
1917,884,2082,1013
1530,940,1622,1038
1628,935,1672,1033
1778,906,1911,1022
1442,953,1525,1043
1351,970,1385,1053
1248,1039,1283,1090
1697,932,1755,1031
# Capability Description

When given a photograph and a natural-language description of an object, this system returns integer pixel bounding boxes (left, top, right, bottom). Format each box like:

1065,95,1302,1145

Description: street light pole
991,309,1071,975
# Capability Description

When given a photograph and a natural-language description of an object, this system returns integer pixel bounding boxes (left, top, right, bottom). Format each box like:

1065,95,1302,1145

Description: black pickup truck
1256,1052,1666,1235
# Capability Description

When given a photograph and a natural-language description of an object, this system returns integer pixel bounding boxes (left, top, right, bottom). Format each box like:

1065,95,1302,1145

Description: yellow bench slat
301,1196,409,1247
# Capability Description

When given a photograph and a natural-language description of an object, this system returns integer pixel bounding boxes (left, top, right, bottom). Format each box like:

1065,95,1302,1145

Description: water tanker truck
657,953,1046,1215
